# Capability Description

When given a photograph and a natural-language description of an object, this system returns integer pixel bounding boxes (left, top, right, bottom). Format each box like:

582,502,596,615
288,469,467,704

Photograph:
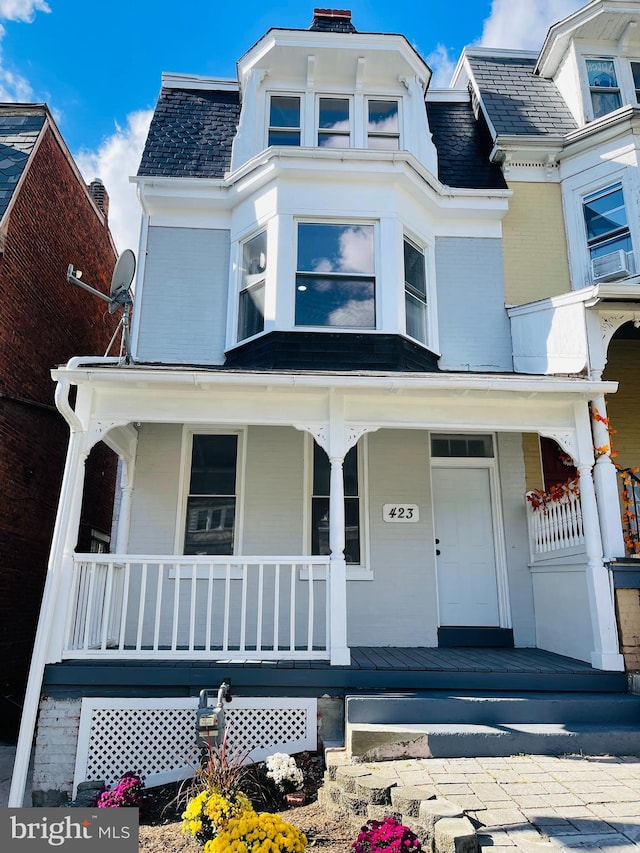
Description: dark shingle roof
466,54,577,137
138,87,241,178
0,112,45,220
426,100,507,190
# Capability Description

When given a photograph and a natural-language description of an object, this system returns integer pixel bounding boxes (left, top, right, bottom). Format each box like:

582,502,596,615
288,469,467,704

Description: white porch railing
526,490,585,559
64,555,331,660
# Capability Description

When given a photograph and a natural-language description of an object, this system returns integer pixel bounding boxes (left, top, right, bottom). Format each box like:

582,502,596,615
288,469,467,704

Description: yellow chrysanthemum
204,811,307,853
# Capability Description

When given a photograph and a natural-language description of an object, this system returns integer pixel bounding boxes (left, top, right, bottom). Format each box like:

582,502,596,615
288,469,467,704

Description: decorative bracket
538,428,580,467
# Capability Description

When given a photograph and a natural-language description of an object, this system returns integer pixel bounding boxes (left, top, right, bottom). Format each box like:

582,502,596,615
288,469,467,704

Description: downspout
9,357,118,807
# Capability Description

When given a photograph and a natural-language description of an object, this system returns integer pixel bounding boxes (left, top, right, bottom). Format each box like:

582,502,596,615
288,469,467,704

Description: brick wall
0,121,119,711
32,697,82,805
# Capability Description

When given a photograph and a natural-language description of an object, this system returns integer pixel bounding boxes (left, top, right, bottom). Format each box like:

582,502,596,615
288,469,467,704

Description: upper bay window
404,237,427,345
318,97,350,147
268,95,301,146
295,222,375,328
238,231,266,341
367,99,399,150
586,58,622,119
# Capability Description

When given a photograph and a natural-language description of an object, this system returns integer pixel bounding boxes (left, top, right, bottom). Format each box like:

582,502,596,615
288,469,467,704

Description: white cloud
0,0,50,22
0,0,49,100
427,0,586,87
480,0,584,50
75,110,152,254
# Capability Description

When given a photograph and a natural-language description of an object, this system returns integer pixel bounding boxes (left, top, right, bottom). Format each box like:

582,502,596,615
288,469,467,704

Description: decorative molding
294,424,329,455
306,55,316,90
600,312,635,354
538,429,579,465
87,420,130,451
356,57,366,92
294,424,378,456
345,425,377,452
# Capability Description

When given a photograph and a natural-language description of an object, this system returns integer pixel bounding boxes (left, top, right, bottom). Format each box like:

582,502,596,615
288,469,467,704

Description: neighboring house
0,104,118,734
10,3,640,806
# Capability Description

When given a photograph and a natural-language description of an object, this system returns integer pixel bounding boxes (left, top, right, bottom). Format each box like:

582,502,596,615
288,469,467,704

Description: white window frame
294,219,378,331
584,56,622,121
403,235,428,346
366,97,401,150
582,181,632,264
302,433,372,581
267,92,302,147
175,427,247,558
316,94,352,148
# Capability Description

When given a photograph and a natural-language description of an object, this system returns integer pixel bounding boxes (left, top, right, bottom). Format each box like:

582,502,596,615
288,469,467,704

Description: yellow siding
604,339,640,470
502,183,571,305
522,433,543,491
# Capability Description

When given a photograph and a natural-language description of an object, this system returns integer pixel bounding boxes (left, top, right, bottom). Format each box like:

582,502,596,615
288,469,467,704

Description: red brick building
0,104,119,730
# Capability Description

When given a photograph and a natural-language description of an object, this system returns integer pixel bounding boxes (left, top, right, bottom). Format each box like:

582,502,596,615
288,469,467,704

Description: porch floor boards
45,647,628,696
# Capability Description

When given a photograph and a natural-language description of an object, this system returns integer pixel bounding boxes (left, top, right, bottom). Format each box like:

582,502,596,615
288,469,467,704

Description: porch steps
345,691,640,761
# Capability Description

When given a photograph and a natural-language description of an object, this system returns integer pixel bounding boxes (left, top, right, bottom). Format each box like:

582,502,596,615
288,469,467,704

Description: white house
11,4,640,807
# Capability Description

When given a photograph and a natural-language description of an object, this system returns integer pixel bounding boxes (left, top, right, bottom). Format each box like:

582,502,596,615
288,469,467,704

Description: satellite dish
110,248,136,307
66,250,137,363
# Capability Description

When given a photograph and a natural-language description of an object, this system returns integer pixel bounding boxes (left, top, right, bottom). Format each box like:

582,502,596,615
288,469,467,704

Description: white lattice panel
73,697,317,796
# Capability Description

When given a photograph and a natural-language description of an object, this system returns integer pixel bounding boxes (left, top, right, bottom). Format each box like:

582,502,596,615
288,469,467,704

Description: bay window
184,434,238,555
295,222,376,328
238,231,266,341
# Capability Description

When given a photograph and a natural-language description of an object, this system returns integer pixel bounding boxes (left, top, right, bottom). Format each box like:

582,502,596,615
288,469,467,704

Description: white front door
432,467,500,626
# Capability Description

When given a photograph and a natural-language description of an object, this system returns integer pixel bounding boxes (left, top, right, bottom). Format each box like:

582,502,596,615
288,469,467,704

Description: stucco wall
502,182,571,306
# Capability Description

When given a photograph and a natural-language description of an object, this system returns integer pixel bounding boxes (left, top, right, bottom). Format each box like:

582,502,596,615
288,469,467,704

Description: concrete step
346,691,640,726
347,721,640,762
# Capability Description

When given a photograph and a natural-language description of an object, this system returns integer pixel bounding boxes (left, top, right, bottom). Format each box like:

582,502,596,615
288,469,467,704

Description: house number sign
383,504,419,522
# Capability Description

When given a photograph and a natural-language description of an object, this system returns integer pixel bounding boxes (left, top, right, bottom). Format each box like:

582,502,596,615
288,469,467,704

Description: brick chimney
309,9,356,32
87,178,109,220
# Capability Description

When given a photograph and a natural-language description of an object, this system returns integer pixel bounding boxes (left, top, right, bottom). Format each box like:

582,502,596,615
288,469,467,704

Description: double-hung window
268,95,301,146
404,238,427,345
367,99,399,150
632,61,640,103
295,222,375,328
311,442,360,564
184,434,238,555
586,58,622,119
238,231,266,341
318,97,350,147
583,183,631,261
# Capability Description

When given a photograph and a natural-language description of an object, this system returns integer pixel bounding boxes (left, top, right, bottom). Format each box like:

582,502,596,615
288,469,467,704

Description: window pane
589,233,632,259
185,497,235,555
319,98,349,130
241,232,267,288
404,240,426,297
586,59,618,88
405,291,427,343
311,498,360,564
295,275,375,327
632,61,640,98
430,434,494,458
268,129,301,146
238,283,265,340
297,224,374,274
591,90,622,118
368,100,399,133
189,434,238,495
319,133,350,148
344,498,360,564
367,135,400,151
584,187,627,241
270,96,300,128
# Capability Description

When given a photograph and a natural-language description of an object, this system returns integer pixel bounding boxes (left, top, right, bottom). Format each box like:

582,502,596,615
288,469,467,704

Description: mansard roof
426,99,507,190
138,87,240,179
0,108,45,220
465,52,577,137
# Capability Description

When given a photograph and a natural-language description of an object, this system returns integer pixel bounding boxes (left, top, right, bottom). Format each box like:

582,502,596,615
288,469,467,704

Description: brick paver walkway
361,754,640,851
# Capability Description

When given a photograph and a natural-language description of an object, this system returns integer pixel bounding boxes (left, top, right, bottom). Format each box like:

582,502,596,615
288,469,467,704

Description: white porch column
590,392,625,559
328,452,349,665
577,461,624,670
114,457,135,553
9,427,89,807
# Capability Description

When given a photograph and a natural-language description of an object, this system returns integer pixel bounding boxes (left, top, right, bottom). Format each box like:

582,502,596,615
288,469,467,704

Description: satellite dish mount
67,249,136,363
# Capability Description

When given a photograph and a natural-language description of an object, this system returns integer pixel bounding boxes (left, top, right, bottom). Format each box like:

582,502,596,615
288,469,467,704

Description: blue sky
2,0,585,250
